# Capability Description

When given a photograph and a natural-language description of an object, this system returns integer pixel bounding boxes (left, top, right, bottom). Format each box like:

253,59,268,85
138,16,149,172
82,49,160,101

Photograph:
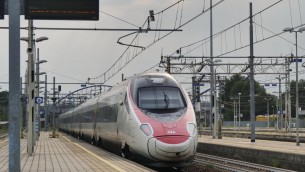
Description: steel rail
195,153,295,172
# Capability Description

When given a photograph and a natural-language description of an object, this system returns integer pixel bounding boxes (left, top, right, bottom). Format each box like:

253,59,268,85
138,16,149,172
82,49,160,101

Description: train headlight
187,123,197,136
140,124,153,136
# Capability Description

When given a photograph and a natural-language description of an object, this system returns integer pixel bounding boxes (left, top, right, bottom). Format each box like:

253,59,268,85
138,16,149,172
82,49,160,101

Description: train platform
0,132,155,172
200,127,305,142
197,133,305,172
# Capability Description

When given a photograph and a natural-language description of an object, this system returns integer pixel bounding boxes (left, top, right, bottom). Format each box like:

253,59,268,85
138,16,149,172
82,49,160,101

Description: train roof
59,72,180,118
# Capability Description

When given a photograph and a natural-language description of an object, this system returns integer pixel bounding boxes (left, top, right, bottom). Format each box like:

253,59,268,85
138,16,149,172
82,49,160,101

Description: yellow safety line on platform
60,133,127,172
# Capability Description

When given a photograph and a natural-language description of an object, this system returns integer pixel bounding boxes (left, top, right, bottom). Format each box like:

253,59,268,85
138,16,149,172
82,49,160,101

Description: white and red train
59,72,198,168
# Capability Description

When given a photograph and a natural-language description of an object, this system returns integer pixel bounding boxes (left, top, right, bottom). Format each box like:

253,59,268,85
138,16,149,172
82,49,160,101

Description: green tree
222,74,276,121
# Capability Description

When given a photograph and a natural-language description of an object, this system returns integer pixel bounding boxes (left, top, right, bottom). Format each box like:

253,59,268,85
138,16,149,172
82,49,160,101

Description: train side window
124,94,130,114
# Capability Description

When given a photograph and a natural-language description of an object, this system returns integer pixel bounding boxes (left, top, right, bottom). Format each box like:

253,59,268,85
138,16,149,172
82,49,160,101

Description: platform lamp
283,26,305,146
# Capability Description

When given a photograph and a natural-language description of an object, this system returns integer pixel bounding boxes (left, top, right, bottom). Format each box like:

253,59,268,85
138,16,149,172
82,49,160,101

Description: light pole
264,98,271,128
209,0,214,138
238,93,241,131
21,36,49,147
283,26,305,146
36,55,47,141
230,97,236,128
44,75,48,132
35,37,48,139
21,34,35,155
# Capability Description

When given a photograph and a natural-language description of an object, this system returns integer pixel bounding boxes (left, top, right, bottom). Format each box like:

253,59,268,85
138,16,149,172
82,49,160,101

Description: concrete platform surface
198,135,305,155
0,132,155,172
197,135,305,171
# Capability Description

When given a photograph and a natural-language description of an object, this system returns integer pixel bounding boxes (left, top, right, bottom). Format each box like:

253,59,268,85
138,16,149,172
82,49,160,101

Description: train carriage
59,73,198,168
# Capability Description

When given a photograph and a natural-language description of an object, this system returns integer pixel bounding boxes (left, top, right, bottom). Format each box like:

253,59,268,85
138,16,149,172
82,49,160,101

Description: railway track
194,153,296,172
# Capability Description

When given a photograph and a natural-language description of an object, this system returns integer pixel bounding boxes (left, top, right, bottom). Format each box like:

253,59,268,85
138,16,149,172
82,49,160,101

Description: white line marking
60,133,127,172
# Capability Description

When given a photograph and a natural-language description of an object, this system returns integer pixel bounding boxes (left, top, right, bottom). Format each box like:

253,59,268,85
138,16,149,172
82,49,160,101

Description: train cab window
138,87,185,110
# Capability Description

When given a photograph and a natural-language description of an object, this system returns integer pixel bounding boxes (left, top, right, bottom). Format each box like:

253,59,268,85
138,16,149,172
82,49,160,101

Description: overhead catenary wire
253,22,305,51
179,0,185,26
260,12,264,40
42,69,86,83
170,0,284,56
289,0,294,28
90,1,181,81
298,0,303,24
100,11,140,28
88,0,225,84
174,2,180,29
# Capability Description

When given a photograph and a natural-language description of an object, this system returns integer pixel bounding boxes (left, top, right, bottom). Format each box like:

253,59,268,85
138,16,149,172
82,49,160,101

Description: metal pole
295,32,300,146
210,0,216,139
36,48,40,140
278,75,282,130
52,77,56,136
45,75,48,131
265,98,270,128
166,57,171,74
249,3,255,142
238,93,241,131
276,98,279,129
192,76,196,105
20,77,24,138
285,59,288,132
8,0,21,169
213,70,217,139
27,20,34,155
218,83,222,139
288,60,291,132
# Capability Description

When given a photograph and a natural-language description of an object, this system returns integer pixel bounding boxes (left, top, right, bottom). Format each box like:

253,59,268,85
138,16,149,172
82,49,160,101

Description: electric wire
253,22,305,51
89,0,225,83
42,69,85,83
260,13,264,40
298,0,303,24
179,0,185,26
289,0,294,28
170,0,284,56
100,11,140,28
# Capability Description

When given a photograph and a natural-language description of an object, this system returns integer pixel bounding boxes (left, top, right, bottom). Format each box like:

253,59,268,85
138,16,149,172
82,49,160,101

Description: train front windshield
138,87,186,110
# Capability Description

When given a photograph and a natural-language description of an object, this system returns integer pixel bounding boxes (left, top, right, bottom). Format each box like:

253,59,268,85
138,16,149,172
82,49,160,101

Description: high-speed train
59,73,198,168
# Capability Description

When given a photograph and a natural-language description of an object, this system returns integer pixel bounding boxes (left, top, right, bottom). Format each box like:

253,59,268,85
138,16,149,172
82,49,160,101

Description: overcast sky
0,0,305,98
